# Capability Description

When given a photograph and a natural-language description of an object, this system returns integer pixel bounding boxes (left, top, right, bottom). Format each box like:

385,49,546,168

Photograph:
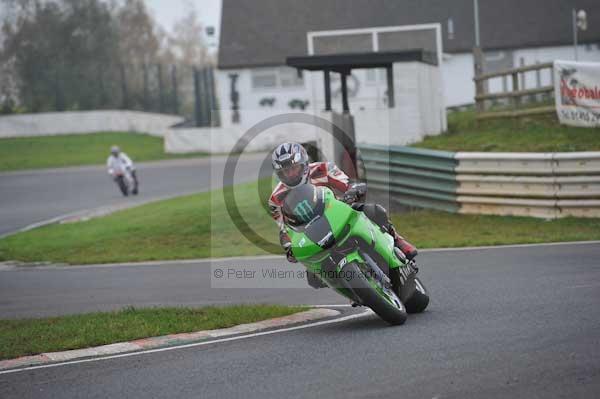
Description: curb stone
0,308,339,371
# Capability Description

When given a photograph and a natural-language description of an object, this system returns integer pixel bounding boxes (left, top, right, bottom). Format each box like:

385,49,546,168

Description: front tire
404,277,429,314
116,176,129,196
343,263,407,325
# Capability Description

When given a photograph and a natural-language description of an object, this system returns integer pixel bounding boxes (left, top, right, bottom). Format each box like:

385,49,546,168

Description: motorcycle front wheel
116,176,129,196
343,262,407,326
391,268,430,314
403,277,429,314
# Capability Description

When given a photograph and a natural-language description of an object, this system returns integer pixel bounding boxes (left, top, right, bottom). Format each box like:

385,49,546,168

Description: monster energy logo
293,200,315,223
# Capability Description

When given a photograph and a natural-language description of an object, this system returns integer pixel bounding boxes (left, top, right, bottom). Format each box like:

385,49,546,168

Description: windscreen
282,184,325,228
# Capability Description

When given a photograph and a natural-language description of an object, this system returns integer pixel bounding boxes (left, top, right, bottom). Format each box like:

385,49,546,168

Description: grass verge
0,179,599,265
0,305,308,360
412,110,600,152
0,132,207,172
0,179,279,264
391,210,600,248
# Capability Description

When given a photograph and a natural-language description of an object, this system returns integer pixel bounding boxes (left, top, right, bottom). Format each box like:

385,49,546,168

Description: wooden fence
474,62,555,120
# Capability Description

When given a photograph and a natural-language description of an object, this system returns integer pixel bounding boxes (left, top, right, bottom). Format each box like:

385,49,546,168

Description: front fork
341,251,404,308
389,258,419,303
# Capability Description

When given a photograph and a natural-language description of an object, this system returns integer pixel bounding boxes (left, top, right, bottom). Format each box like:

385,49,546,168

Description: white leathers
106,152,134,175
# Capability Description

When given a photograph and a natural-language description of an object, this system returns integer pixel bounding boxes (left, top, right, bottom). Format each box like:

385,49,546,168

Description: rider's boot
388,224,418,261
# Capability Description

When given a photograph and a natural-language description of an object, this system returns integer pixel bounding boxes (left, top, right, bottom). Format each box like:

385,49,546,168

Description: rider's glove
285,246,298,263
280,230,297,263
283,240,297,263
342,183,367,204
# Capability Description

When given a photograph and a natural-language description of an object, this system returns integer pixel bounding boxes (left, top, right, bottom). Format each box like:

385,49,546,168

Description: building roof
287,50,438,73
218,0,600,69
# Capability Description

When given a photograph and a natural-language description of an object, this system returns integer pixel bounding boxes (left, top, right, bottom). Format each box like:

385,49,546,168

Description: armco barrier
359,144,600,219
359,144,459,213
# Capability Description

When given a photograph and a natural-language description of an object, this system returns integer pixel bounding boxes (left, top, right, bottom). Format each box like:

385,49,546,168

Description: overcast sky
144,0,222,47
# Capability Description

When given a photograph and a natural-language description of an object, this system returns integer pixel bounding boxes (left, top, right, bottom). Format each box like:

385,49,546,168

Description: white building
217,0,600,121
167,0,600,154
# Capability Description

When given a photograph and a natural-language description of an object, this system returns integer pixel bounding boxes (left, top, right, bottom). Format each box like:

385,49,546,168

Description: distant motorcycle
107,147,138,196
112,169,135,196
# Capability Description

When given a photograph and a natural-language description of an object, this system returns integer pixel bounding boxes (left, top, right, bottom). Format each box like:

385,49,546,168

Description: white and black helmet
272,142,309,187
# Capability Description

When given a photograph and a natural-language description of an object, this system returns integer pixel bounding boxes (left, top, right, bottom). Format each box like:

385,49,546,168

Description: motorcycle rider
268,142,417,269
106,145,139,195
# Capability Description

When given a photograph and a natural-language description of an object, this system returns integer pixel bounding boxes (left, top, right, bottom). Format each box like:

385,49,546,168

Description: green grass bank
1,180,598,265
0,132,206,172
0,305,308,360
412,110,600,152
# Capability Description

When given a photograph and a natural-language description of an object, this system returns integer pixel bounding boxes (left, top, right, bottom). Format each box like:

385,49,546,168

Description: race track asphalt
1,242,599,399
0,152,270,236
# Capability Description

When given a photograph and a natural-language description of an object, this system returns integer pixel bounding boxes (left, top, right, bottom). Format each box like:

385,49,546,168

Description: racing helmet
271,142,309,187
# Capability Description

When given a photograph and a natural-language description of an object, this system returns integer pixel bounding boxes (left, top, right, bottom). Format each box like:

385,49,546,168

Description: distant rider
106,145,139,195
268,142,417,268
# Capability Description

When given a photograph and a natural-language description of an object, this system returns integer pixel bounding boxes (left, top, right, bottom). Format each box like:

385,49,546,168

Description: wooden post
535,61,542,102
512,72,520,109
519,57,525,94
473,46,485,114
551,65,555,103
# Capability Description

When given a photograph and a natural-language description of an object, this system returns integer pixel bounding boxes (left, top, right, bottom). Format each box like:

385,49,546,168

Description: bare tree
0,0,212,114
1,0,121,111
168,1,210,66
115,0,159,65
0,0,38,110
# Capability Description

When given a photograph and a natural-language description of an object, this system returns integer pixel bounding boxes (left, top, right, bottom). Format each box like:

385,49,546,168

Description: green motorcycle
282,184,429,325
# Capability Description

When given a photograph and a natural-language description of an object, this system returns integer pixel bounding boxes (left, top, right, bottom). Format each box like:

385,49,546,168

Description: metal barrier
359,144,600,218
359,144,459,213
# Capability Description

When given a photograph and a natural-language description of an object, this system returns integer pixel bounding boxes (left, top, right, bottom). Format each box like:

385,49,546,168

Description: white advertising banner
554,60,600,127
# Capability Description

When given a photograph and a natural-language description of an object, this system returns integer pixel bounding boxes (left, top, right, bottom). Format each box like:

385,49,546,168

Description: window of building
366,69,376,83
366,68,386,85
279,67,303,87
251,70,277,88
251,67,304,90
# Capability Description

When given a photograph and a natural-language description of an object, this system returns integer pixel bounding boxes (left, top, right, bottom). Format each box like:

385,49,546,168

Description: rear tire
343,263,407,326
